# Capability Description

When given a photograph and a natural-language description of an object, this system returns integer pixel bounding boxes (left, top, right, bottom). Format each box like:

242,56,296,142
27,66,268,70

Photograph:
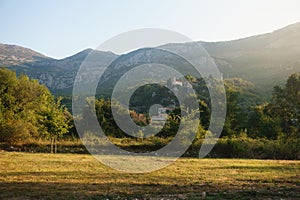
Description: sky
1,0,300,59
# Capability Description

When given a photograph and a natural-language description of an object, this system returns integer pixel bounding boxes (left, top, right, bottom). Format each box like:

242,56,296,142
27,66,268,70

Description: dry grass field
0,152,299,199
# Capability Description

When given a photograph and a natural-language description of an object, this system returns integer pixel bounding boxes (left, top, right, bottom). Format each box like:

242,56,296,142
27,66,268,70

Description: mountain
1,22,300,96
157,22,300,95
6,48,118,95
0,43,49,66
201,22,300,92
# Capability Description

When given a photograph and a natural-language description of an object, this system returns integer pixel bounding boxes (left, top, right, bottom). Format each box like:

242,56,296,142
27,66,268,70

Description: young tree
39,99,71,153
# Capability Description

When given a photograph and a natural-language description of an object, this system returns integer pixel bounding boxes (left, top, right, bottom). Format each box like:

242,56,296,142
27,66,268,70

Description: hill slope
0,43,49,66
202,22,300,91
7,49,118,94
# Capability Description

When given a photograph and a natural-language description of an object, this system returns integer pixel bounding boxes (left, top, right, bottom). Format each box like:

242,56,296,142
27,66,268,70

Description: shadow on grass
0,180,299,200
212,165,298,171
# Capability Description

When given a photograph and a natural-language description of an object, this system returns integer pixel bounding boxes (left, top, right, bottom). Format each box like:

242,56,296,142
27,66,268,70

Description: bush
0,120,31,145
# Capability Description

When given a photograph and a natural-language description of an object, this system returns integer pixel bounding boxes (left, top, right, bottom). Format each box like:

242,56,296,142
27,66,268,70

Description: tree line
0,67,299,157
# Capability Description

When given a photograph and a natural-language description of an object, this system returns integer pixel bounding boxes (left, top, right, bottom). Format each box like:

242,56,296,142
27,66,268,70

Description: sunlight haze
1,0,300,58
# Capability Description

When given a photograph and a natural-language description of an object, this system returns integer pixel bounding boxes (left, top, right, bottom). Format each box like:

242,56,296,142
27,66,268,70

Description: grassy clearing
0,152,299,199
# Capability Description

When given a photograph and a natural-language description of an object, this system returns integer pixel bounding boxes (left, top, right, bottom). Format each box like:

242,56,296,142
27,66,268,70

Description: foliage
271,73,300,139
246,73,300,140
0,68,71,147
1,68,299,159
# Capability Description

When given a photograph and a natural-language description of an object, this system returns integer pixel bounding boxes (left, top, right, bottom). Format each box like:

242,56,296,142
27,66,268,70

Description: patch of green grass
0,152,299,199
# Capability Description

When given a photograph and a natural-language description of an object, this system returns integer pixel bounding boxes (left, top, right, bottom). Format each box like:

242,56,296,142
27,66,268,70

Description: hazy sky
1,0,300,58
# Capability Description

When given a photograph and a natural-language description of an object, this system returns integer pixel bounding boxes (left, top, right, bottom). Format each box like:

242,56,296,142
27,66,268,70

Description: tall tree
0,68,71,148
271,73,300,139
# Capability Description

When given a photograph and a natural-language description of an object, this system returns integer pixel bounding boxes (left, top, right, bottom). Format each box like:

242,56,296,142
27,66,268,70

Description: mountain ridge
1,22,300,96
0,43,50,66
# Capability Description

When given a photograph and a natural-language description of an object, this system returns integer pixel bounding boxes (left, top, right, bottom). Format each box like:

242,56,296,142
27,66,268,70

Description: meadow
0,152,299,199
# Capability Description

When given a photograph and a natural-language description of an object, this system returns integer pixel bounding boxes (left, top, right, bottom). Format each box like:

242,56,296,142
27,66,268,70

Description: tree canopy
0,68,71,145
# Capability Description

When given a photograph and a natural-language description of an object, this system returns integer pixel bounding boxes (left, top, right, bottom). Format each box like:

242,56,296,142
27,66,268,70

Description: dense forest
0,68,299,159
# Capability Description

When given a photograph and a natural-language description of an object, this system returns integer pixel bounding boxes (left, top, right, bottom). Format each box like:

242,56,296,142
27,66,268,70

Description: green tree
84,98,129,138
222,89,241,137
39,99,71,153
247,104,282,139
271,73,300,139
247,73,300,140
0,68,72,148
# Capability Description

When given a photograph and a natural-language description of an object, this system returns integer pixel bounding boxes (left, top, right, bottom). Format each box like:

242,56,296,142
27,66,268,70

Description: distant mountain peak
0,43,49,66
61,48,117,61
61,48,93,61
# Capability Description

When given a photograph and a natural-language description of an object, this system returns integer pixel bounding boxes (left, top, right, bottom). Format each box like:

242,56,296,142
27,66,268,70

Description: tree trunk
54,136,57,154
50,136,54,153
